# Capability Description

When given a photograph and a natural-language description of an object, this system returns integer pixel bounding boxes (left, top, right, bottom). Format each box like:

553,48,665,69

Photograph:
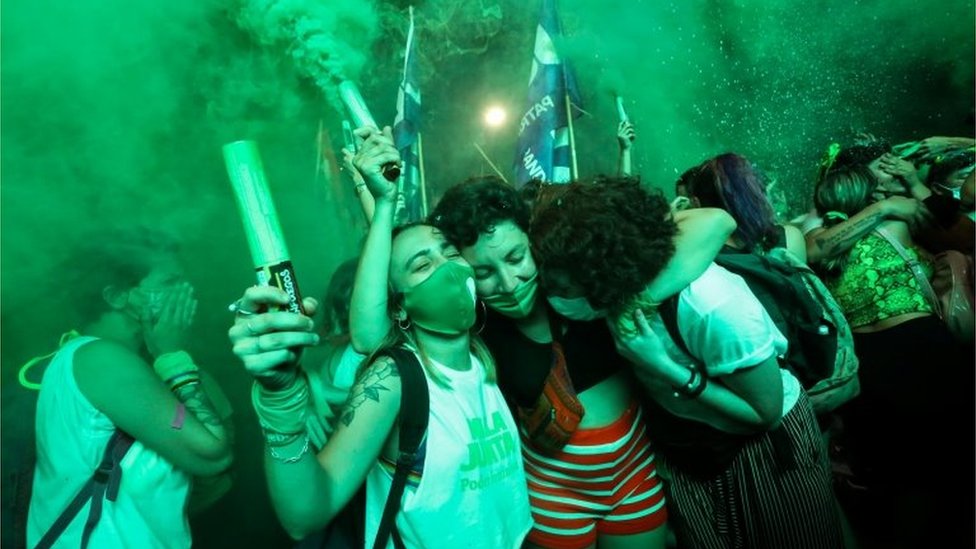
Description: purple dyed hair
679,153,779,252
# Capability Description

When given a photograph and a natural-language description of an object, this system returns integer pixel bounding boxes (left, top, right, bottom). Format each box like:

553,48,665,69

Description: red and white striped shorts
521,401,668,548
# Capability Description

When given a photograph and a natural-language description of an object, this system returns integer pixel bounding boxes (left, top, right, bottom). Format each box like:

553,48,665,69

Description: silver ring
228,299,256,317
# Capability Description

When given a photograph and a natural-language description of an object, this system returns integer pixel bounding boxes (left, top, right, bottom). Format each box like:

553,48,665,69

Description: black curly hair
529,176,677,310
834,142,891,170
430,176,531,248
926,148,975,188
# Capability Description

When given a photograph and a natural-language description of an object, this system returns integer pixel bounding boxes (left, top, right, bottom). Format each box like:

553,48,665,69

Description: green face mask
482,272,539,319
401,262,476,335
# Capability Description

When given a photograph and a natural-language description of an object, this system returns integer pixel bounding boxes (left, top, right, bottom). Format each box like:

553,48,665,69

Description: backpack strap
657,295,697,364
874,226,942,316
34,430,135,549
658,292,795,469
370,347,429,549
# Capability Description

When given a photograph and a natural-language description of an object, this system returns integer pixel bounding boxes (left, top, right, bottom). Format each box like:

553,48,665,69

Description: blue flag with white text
514,0,582,187
394,6,424,223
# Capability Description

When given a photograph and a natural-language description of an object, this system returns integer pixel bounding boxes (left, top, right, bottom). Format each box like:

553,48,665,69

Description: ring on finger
228,298,257,317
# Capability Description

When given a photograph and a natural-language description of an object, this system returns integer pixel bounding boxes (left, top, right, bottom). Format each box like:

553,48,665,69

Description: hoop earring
397,316,412,331
476,300,487,334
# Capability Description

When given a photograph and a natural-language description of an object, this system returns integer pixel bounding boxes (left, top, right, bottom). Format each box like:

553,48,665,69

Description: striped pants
521,402,668,549
661,393,844,549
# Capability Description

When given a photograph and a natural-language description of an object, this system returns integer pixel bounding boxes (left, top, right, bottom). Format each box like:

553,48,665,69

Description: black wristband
686,371,707,398
673,368,707,399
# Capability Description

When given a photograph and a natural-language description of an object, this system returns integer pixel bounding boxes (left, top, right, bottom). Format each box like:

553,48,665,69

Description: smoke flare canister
223,140,306,315
615,96,635,141
615,95,629,123
341,120,357,153
338,80,401,182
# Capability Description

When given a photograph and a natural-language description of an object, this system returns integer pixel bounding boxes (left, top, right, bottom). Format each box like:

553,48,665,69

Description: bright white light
484,106,507,128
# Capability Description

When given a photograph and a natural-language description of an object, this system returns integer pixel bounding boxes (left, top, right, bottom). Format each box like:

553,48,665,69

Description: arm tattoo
339,359,399,427
814,210,884,258
173,381,225,429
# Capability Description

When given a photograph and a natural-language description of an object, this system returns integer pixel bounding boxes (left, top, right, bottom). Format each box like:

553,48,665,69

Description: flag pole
417,135,428,217
472,142,511,185
564,88,579,181
315,119,324,186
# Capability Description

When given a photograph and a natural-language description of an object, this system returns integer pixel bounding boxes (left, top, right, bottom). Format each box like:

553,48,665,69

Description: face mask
402,262,476,335
546,295,606,321
142,289,168,319
126,287,169,324
482,272,539,319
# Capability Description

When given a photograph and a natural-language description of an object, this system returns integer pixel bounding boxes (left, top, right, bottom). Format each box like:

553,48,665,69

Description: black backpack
297,346,429,549
713,246,859,414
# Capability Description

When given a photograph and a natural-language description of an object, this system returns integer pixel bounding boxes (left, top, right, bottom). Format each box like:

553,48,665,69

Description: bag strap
543,307,580,394
873,226,942,316
34,430,135,549
658,294,711,382
370,347,430,549
658,295,697,365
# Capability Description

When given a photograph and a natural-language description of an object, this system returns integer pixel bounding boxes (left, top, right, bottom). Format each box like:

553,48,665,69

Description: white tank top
364,350,532,548
27,337,192,548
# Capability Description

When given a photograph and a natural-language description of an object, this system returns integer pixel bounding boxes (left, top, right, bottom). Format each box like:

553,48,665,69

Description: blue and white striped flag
393,6,424,223
514,0,582,187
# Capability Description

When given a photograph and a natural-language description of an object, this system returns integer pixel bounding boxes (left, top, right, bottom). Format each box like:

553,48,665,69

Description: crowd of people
19,120,974,548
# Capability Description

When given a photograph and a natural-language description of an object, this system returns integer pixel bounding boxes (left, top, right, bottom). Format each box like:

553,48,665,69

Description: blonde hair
814,164,878,275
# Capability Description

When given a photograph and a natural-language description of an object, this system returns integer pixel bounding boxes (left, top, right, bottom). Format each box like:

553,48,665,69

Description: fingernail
312,334,320,345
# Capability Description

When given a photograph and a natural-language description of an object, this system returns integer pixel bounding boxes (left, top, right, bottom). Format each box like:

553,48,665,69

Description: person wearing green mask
375,176,730,549
229,126,532,548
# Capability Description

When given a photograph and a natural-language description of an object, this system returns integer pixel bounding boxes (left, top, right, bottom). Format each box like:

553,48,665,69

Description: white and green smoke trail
234,0,381,108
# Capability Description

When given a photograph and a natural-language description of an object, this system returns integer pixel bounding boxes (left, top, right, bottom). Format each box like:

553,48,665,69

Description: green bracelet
153,351,198,382
251,374,309,436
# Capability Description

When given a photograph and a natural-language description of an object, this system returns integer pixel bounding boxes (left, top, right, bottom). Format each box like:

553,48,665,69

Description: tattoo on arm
814,211,884,258
173,382,225,431
339,359,399,427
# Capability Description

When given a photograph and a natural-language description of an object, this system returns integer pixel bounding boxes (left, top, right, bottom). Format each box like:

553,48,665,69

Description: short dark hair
833,142,892,170
927,149,975,187
321,257,359,337
430,176,530,249
529,176,677,310
65,227,180,324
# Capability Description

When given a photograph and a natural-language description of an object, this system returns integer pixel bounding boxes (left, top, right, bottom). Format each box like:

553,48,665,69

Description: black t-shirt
480,306,625,409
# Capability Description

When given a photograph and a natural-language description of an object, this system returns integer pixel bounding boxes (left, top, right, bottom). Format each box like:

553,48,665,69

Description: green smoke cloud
1,1,972,544
235,0,381,109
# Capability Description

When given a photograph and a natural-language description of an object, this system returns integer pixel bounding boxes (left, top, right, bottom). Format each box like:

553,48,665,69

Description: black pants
842,316,974,548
